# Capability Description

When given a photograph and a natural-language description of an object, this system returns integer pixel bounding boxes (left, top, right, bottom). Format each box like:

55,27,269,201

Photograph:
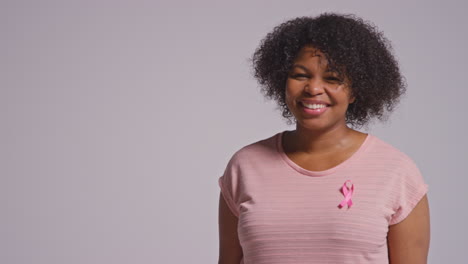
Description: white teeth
302,103,327,109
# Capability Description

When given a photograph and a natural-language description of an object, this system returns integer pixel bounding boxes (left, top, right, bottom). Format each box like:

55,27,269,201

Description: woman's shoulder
225,131,280,164
368,134,420,168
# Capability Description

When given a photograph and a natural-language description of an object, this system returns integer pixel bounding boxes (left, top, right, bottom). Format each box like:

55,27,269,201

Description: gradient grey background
2,0,466,263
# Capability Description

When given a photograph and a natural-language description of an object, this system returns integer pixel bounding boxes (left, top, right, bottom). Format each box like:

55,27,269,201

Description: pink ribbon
338,180,354,209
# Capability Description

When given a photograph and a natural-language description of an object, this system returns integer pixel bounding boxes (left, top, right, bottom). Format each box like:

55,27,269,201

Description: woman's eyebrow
291,64,310,72
291,64,339,75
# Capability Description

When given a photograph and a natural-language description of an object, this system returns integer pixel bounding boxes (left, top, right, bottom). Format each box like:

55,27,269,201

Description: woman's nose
304,79,326,95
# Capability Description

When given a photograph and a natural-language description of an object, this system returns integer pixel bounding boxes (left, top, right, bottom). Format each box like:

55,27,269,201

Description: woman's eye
291,74,308,79
290,74,343,83
327,77,343,83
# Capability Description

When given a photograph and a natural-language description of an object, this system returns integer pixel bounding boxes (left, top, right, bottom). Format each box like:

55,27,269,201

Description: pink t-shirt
218,130,429,264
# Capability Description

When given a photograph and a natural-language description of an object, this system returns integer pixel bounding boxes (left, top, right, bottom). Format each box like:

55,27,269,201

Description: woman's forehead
299,45,323,55
295,46,327,64
293,46,345,74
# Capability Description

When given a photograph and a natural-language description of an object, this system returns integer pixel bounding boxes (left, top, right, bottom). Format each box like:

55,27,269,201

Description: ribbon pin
338,180,354,209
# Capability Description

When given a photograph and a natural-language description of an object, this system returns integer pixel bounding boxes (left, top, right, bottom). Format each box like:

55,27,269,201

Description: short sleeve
218,154,241,218
218,175,240,218
389,157,429,225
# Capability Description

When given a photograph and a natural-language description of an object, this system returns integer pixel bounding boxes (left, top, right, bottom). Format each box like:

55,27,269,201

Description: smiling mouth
299,101,331,109
298,101,330,116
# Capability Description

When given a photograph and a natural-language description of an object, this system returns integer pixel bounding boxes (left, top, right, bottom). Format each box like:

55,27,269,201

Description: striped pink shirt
218,130,429,264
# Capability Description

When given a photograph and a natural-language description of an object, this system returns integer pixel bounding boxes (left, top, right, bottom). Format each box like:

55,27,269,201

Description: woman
218,12,430,264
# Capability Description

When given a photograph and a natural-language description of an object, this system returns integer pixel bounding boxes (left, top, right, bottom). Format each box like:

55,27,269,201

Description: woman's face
285,46,355,131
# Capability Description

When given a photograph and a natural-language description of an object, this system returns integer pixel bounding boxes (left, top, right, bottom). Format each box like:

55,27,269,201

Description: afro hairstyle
250,12,407,129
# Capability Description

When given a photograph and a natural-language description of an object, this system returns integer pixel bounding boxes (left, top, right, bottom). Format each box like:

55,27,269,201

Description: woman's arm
218,191,243,264
387,194,430,264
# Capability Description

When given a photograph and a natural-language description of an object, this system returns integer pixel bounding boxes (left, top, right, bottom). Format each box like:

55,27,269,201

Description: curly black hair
250,12,407,129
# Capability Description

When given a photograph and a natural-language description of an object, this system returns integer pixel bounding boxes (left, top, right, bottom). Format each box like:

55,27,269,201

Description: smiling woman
285,46,356,130
218,12,430,264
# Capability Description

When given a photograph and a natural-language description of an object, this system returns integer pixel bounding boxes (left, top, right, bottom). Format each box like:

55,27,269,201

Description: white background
2,0,466,263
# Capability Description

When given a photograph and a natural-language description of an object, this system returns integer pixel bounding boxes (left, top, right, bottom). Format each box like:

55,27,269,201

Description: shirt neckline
276,130,374,177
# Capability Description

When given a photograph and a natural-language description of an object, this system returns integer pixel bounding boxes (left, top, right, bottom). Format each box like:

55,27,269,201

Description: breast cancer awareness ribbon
338,180,354,209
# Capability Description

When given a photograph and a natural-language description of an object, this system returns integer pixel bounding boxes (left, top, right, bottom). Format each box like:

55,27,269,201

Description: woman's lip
299,101,329,116
299,101,332,107
299,100,331,106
